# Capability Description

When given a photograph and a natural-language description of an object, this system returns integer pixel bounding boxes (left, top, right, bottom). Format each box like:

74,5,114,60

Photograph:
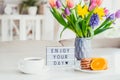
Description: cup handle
18,60,25,72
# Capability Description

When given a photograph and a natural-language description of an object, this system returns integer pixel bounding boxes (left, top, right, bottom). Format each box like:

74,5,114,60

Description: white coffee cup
18,57,45,74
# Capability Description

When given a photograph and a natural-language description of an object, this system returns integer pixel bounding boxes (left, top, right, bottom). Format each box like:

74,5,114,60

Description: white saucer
74,67,107,73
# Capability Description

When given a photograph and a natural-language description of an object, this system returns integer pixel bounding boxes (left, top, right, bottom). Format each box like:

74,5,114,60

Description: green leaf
86,9,94,25
71,9,77,22
94,20,114,35
104,22,113,28
66,16,76,31
60,0,66,8
50,8,68,27
81,20,87,37
95,19,114,32
94,27,112,35
87,27,94,37
95,19,108,31
75,20,83,37
60,27,67,38
53,8,67,26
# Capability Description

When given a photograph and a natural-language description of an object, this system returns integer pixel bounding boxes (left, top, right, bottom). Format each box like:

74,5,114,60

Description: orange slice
90,58,107,70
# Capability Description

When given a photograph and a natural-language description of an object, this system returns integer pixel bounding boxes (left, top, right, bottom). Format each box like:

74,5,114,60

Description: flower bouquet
49,0,120,60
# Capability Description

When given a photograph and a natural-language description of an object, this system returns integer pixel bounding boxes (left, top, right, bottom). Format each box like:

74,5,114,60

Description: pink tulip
66,0,74,8
104,8,109,16
91,0,96,3
96,0,103,6
90,0,103,6
89,0,103,11
49,0,56,8
89,2,97,11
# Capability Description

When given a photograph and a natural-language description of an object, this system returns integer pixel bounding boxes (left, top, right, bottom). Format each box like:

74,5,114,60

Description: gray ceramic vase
75,38,92,60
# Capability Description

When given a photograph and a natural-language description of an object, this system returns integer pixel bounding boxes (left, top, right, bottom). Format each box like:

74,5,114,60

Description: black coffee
28,59,41,61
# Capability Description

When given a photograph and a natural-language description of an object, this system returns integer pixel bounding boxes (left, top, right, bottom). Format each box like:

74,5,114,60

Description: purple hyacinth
64,8,70,16
89,14,99,28
107,13,115,20
115,10,120,18
56,0,62,8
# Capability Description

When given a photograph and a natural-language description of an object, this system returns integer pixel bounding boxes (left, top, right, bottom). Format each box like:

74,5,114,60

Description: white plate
74,67,107,73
